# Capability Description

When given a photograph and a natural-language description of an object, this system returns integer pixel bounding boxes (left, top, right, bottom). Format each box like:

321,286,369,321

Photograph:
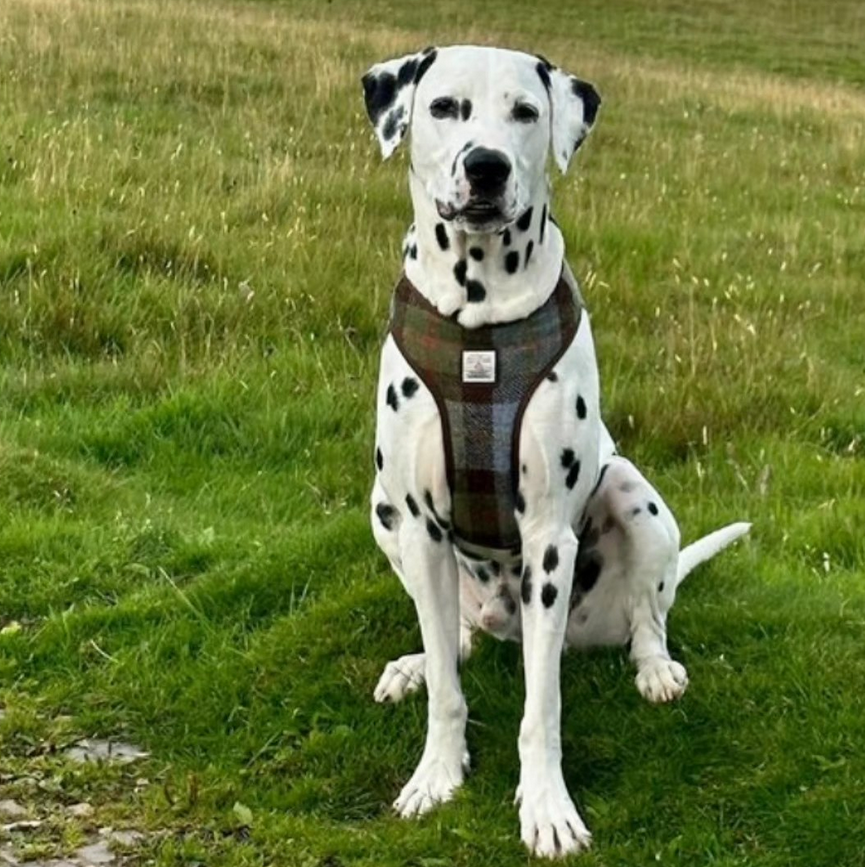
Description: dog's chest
387,273,582,551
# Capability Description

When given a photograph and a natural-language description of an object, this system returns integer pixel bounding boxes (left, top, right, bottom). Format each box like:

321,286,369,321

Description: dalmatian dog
362,46,749,858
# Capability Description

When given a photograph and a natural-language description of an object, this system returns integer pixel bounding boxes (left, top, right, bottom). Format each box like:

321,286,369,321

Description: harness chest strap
389,270,583,552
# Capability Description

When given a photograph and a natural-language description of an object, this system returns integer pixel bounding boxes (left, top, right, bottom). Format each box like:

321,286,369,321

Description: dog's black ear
544,65,601,173
361,47,437,159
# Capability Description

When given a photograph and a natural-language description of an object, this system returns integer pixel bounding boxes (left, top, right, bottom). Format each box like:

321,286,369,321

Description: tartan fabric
389,272,582,551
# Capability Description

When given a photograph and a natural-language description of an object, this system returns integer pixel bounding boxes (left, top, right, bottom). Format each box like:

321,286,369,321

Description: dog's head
362,45,600,234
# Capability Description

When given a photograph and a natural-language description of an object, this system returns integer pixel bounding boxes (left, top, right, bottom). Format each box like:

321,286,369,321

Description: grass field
1,0,864,864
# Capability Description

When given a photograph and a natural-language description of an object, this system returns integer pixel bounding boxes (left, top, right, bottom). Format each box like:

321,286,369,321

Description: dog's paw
456,304,489,329
373,653,426,703
515,771,591,858
635,657,688,703
393,745,469,818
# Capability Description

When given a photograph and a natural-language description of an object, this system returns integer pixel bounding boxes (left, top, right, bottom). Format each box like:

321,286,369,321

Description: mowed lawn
1,0,864,864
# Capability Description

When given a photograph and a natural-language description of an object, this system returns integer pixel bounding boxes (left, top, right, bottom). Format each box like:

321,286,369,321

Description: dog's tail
676,522,751,586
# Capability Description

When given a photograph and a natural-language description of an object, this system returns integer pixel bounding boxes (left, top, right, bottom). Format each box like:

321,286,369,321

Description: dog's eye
430,97,459,119
512,102,539,123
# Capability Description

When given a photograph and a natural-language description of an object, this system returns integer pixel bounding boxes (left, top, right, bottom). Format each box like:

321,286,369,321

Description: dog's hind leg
373,616,474,704
588,457,687,702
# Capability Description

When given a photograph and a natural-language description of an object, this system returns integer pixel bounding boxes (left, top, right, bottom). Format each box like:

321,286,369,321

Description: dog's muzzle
437,147,513,229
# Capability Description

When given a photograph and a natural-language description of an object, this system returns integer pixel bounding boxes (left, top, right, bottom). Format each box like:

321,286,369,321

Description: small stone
75,841,115,864
65,739,148,765
0,800,27,820
0,820,42,832
106,830,143,848
20,861,78,867
67,802,94,819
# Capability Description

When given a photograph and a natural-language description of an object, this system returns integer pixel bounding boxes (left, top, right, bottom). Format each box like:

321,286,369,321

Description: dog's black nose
464,147,511,193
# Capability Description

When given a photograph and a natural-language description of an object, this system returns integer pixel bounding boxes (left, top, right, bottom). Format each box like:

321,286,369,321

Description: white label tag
462,350,496,384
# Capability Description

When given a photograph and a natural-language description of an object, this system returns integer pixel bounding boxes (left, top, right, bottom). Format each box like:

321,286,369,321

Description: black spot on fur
571,78,601,126
575,551,602,593
408,244,417,260
375,447,384,471
426,518,443,543
405,493,420,517
516,207,533,231
543,544,559,573
658,581,665,592
415,48,438,86
541,582,558,608
566,461,581,490
547,371,558,382
501,587,518,615
502,228,512,246
524,240,534,268
376,502,396,531
476,566,490,584
521,463,528,475
466,279,486,302
382,109,400,141
362,71,396,125
435,222,449,251
397,58,418,88
536,61,551,92
580,517,600,549
505,250,519,274
521,565,533,604
454,259,467,286
451,140,473,177
469,246,484,261
648,501,659,516
515,490,525,514
602,515,616,534
460,99,472,121
561,448,575,468
576,395,587,419
540,204,547,244
424,489,450,529
401,376,418,398
511,563,523,577
386,383,399,411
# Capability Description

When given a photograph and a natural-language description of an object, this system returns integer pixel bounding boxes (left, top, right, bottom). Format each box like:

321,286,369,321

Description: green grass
0,0,863,864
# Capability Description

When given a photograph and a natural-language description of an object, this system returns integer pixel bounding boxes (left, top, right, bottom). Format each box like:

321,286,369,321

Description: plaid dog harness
389,272,583,552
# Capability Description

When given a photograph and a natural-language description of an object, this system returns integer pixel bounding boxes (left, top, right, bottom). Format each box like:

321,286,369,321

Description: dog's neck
403,172,564,328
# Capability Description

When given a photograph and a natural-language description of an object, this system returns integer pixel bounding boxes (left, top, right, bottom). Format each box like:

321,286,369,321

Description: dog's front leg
516,521,592,858
392,515,468,817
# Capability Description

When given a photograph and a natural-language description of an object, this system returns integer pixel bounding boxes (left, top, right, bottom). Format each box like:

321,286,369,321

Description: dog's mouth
437,198,508,230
